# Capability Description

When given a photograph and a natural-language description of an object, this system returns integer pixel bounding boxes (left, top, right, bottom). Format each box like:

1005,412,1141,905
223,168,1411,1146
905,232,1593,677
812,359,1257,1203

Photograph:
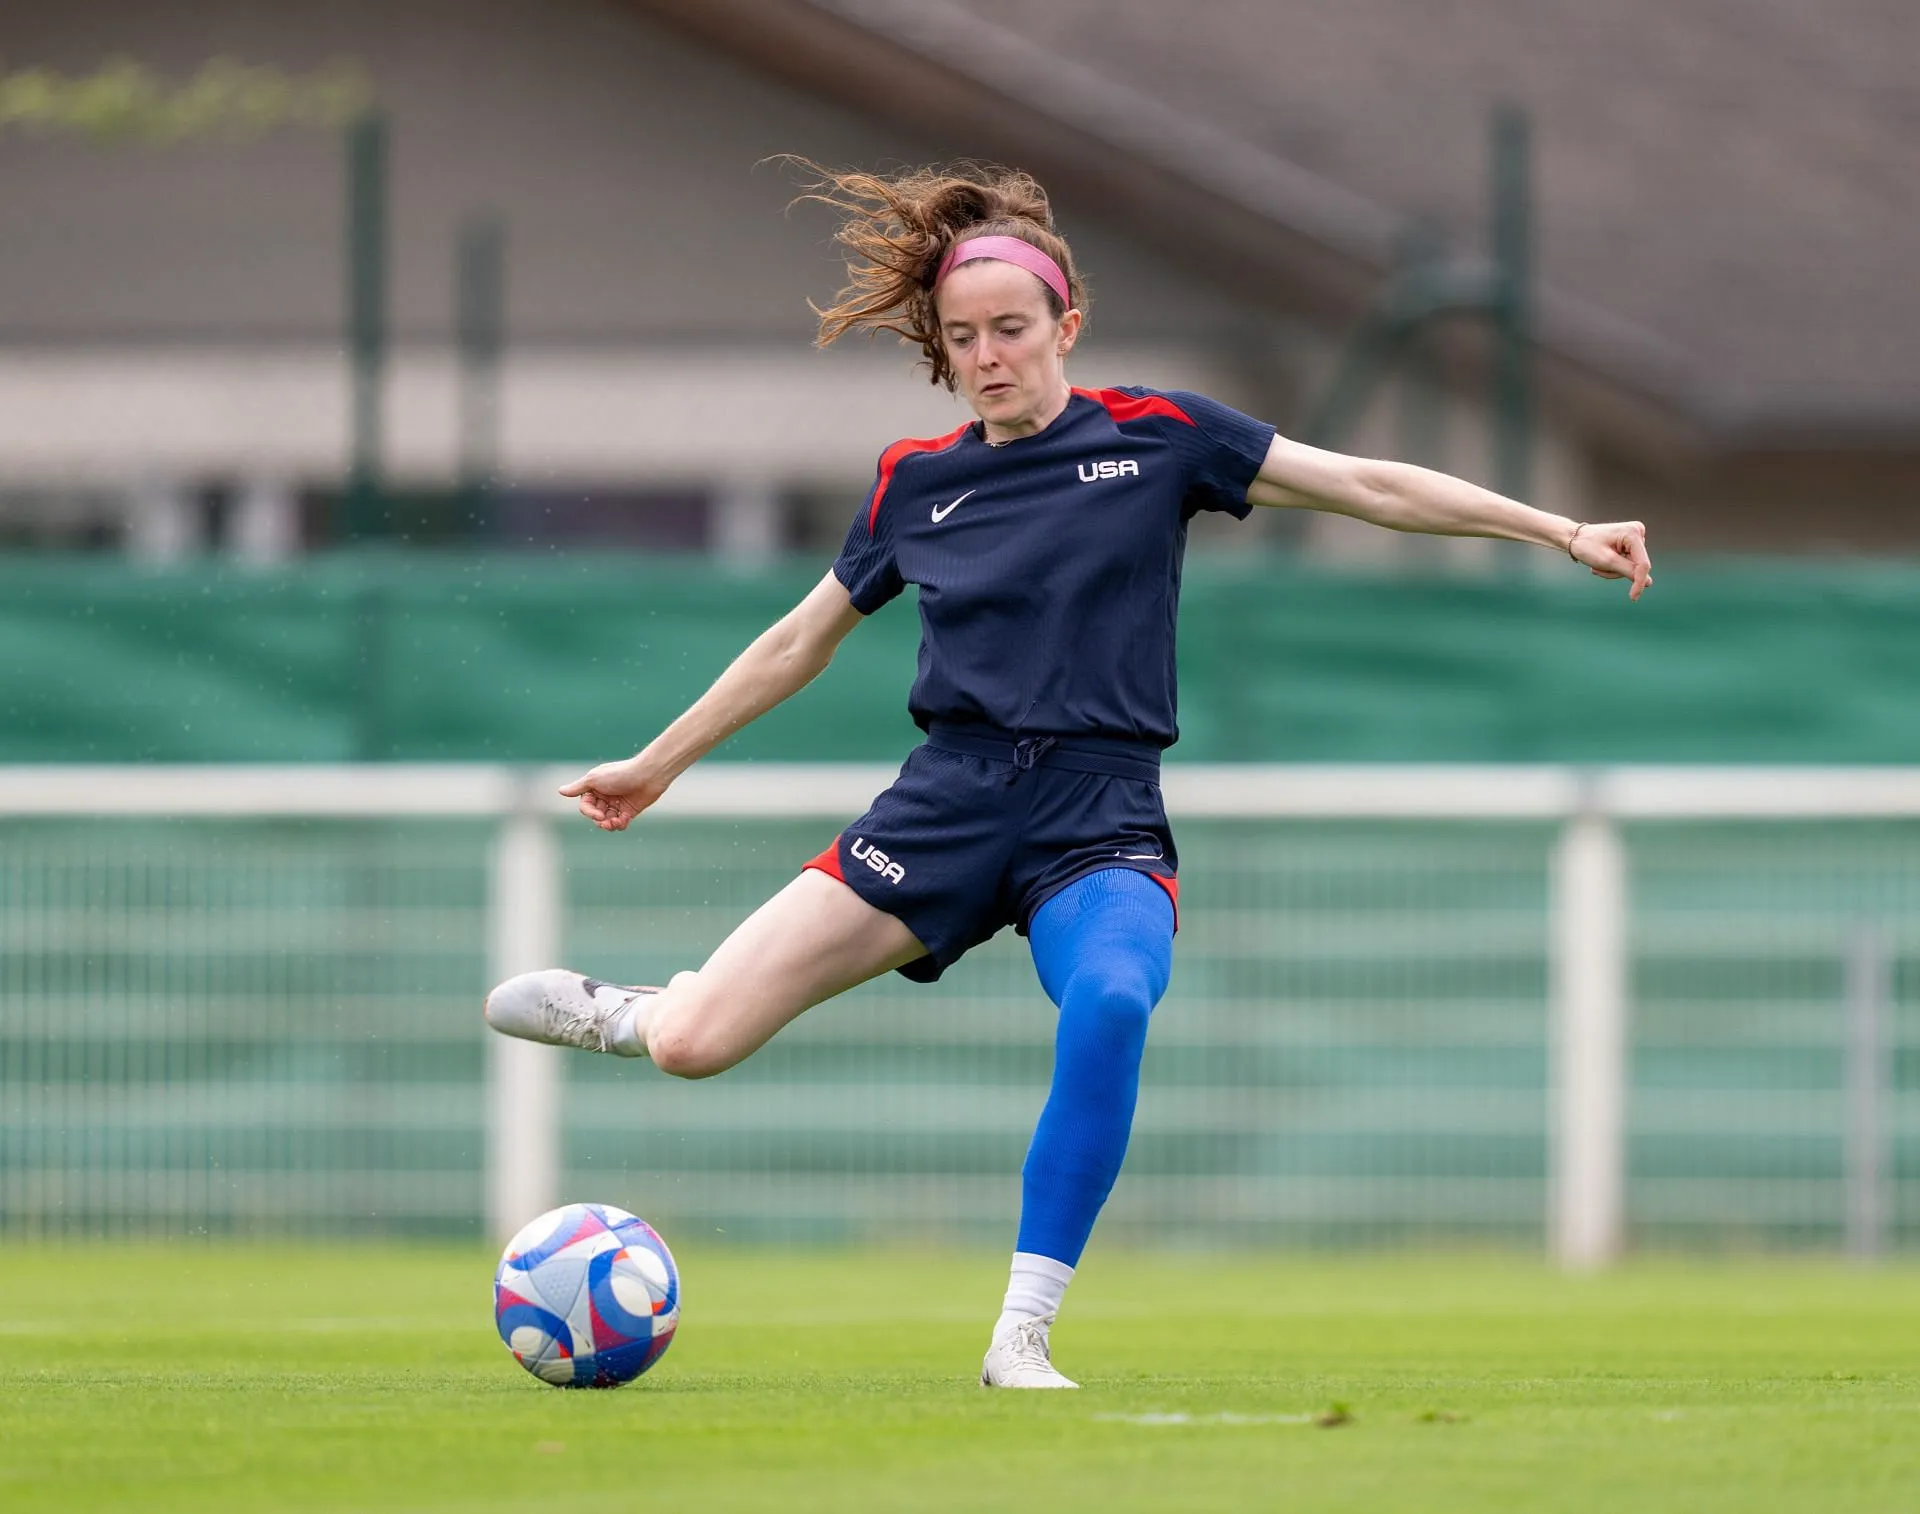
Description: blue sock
1016,869,1175,1266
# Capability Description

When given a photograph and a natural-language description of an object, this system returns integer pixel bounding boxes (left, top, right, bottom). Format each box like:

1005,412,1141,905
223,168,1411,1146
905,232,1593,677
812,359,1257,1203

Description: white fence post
1844,928,1891,1261
486,798,563,1242
1551,804,1628,1269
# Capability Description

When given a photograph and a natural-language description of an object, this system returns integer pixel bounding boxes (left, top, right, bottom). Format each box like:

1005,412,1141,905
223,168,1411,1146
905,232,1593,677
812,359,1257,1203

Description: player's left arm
1245,434,1653,600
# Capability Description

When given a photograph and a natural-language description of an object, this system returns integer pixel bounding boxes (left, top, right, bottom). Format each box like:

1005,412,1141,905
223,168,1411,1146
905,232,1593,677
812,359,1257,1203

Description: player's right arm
559,571,864,831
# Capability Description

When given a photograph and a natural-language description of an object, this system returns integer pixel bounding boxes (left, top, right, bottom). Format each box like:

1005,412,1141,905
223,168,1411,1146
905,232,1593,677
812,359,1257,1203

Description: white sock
994,1252,1074,1341
604,990,657,1058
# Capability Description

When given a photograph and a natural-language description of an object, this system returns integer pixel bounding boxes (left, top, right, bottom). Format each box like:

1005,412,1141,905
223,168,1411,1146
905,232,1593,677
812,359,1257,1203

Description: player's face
937,261,1081,438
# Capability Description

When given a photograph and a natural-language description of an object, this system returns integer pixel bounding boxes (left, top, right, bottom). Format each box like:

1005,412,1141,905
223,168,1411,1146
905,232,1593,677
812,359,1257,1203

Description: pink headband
933,235,1072,309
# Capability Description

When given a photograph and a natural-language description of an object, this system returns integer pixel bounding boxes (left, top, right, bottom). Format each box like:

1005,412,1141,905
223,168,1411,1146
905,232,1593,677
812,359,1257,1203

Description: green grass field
1,1246,1916,1512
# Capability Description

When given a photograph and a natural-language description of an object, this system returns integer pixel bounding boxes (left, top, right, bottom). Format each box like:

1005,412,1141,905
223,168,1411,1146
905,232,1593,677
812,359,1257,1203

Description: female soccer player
485,163,1654,1389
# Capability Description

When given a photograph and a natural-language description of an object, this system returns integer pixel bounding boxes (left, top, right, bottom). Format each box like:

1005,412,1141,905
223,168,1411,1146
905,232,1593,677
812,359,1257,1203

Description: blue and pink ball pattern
493,1202,680,1388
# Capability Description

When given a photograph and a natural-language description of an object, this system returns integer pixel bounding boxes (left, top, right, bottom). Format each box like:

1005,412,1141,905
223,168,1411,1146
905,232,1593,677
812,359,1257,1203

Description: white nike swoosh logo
931,489,975,522
1116,849,1164,861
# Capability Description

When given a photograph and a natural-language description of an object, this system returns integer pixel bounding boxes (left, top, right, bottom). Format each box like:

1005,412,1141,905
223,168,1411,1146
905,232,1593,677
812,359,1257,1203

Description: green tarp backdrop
0,554,1912,764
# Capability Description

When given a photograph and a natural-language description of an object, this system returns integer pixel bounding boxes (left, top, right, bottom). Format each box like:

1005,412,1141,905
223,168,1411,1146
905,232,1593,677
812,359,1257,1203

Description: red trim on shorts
1074,386,1196,428
867,424,973,533
802,836,845,882
1148,872,1180,931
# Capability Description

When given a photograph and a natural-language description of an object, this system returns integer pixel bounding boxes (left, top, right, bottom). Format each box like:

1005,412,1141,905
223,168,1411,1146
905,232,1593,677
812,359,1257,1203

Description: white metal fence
2,764,1915,1262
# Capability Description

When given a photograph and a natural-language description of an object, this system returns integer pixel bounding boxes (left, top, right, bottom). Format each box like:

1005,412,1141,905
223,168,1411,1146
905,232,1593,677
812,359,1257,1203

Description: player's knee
645,971,731,1079
647,1018,729,1078
1069,972,1154,1050
647,1028,727,1079
1099,984,1154,1045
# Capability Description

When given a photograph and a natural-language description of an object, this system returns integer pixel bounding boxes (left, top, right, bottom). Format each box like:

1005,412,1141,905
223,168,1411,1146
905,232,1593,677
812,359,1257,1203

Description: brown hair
785,158,1088,390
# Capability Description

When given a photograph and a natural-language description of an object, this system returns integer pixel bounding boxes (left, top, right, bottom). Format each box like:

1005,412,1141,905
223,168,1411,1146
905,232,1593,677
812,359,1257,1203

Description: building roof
631,0,1920,455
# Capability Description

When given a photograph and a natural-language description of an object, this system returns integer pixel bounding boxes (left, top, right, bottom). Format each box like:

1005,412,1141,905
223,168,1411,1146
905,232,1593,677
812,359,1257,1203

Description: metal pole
351,577,388,762
1490,104,1533,505
1395,223,1447,470
1301,301,1414,450
345,112,388,541
1551,805,1628,1269
456,212,505,537
1844,928,1890,1261
486,801,562,1241
1302,260,1494,453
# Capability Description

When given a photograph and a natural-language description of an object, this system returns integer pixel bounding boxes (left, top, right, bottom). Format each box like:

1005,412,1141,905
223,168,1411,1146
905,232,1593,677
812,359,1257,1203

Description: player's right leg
981,867,1175,1389
484,868,926,1077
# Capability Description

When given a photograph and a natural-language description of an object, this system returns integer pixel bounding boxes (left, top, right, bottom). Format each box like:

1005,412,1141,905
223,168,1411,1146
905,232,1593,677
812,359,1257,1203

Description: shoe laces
542,988,633,1052
1001,1314,1056,1367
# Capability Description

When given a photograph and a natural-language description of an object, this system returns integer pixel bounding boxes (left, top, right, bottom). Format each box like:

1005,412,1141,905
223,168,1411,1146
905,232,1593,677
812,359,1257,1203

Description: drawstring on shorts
1008,735,1060,783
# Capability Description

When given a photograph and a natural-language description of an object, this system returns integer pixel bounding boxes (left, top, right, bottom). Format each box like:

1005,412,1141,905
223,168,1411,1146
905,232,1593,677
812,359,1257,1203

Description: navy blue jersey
832,385,1276,748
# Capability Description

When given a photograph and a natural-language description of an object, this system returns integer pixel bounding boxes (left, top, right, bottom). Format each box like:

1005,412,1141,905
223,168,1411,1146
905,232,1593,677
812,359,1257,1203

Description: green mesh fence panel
558,817,1555,1248
6,800,1912,1249
0,819,494,1238
1627,822,1920,1249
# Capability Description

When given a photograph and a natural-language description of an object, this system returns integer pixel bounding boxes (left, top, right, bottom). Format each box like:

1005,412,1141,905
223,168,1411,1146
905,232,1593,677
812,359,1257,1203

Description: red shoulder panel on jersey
867,423,972,533
1074,387,1196,428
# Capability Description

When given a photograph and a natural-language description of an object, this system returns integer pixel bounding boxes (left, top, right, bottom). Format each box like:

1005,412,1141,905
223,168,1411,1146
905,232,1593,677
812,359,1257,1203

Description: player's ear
1055,307,1083,356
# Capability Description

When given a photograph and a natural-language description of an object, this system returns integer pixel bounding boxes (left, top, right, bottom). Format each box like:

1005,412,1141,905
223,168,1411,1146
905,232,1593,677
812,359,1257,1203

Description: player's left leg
484,868,927,1074
982,868,1174,1388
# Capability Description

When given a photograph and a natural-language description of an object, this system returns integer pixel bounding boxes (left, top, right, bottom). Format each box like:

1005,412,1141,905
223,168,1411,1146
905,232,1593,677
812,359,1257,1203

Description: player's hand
558,757,669,832
1571,520,1653,601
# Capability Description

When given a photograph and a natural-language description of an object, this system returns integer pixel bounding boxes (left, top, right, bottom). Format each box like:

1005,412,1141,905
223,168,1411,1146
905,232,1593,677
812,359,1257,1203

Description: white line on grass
1093,1412,1318,1427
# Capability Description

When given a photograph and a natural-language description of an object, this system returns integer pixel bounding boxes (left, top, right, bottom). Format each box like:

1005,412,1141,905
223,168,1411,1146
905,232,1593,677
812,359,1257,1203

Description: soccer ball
493,1202,680,1387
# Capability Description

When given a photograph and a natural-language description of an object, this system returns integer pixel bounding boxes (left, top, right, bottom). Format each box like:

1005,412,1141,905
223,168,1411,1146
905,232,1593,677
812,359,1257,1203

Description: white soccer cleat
980,1315,1078,1389
483,970,657,1057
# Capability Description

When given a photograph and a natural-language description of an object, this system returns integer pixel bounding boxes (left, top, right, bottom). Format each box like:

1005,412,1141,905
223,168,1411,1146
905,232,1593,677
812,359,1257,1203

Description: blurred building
0,0,1913,560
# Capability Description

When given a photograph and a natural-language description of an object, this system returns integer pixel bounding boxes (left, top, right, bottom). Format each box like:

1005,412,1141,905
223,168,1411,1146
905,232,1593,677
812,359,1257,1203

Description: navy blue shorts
804,723,1179,982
